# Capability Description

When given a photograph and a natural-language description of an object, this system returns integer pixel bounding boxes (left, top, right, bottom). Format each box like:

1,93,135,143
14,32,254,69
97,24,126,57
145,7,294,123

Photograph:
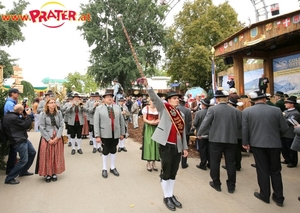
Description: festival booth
213,9,300,97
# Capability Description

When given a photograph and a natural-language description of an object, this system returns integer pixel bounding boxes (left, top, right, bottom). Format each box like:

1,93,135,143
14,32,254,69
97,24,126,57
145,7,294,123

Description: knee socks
71,138,75,149
161,180,169,198
110,154,116,169
102,154,108,170
76,138,82,149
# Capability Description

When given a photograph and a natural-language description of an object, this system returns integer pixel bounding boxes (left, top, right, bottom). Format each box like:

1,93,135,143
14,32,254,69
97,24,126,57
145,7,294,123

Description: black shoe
45,176,51,183
19,171,34,177
110,168,120,176
68,142,71,147
272,196,283,207
209,181,221,192
207,164,210,169
5,179,20,185
254,192,270,204
236,167,241,171
281,160,288,164
222,165,226,170
122,147,127,152
89,141,93,145
71,149,75,155
171,195,182,208
97,148,102,153
163,197,176,211
102,170,108,178
118,147,122,152
77,149,83,154
228,188,235,194
92,148,97,153
298,196,300,201
251,164,256,168
182,164,189,169
140,146,143,150
196,164,207,170
52,174,57,182
287,163,296,168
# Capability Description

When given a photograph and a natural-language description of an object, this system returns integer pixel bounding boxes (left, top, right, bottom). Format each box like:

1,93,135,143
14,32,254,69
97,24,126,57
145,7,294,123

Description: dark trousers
252,147,284,203
69,121,83,139
235,139,242,169
197,138,210,167
159,143,181,180
5,140,36,182
259,86,267,94
210,142,236,190
281,137,298,166
6,146,17,175
181,135,189,167
101,134,119,155
88,121,93,132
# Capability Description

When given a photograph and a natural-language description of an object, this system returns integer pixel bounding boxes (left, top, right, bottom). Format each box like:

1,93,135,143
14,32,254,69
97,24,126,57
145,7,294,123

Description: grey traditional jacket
242,103,288,148
147,87,188,153
194,108,209,136
291,126,300,151
94,104,125,139
65,103,87,126
283,108,300,139
198,103,241,144
39,111,64,141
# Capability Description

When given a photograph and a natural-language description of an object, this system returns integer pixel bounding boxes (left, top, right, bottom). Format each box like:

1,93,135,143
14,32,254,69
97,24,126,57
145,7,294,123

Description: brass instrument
75,101,84,107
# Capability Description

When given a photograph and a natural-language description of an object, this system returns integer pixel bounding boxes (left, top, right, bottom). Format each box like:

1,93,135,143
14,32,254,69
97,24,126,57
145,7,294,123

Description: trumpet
74,101,84,107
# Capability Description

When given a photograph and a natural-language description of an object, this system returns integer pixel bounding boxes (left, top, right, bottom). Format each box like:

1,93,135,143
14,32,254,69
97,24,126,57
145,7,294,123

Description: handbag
62,135,68,144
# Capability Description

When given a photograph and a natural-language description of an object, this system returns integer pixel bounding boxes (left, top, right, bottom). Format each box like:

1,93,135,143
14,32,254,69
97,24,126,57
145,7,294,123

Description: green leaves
165,0,243,90
78,0,168,92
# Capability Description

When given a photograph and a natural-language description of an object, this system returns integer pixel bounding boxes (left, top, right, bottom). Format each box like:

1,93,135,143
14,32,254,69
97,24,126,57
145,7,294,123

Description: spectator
3,104,36,184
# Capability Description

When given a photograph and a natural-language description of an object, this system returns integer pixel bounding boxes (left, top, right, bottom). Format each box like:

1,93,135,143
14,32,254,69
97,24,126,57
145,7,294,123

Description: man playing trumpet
65,93,87,155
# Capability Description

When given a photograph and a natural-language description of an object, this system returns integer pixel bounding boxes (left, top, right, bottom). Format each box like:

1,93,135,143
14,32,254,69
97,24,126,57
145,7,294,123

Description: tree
165,0,244,90
0,50,17,79
20,80,35,101
78,0,168,91
63,72,98,94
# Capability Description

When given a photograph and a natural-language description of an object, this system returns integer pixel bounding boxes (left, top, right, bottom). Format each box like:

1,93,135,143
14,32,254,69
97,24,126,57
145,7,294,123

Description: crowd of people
2,76,300,211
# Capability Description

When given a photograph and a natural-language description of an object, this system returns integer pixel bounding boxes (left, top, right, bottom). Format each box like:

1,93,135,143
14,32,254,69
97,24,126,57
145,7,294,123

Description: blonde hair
44,97,58,115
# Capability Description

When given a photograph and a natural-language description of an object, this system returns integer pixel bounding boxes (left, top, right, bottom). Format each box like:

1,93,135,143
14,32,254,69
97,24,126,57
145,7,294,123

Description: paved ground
0,131,300,213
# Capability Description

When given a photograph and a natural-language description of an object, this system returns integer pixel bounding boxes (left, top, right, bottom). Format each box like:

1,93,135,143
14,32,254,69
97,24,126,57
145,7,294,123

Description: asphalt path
0,131,299,213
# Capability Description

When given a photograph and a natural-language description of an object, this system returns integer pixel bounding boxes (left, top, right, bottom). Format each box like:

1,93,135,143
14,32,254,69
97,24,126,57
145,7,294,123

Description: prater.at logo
1,1,90,28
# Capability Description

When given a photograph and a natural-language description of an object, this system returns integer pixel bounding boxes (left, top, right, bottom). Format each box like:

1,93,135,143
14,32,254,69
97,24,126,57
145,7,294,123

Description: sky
1,0,299,86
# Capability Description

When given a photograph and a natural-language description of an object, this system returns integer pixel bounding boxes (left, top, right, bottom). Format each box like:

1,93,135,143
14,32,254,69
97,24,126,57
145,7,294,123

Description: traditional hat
90,92,95,97
94,92,101,97
284,96,298,104
8,88,21,95
248,91,266,100
200,98,211,106
228,97,244,107
72,93,80,98
214,90,229,98
113,78,118,82
118,97,126,102
179,98,186,103
275,91,284,96
165,91,182,101
102,90,114,98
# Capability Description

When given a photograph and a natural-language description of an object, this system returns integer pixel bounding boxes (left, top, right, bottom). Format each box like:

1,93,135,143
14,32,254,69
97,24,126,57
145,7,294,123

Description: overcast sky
1,0,299,86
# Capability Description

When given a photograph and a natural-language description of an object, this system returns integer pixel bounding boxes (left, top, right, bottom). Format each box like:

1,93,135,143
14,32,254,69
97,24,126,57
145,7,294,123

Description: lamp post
117,14,144,78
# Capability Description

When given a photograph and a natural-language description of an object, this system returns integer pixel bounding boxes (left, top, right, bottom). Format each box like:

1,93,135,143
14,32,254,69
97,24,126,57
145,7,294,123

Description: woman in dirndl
35,98,65,183
141,100,160,172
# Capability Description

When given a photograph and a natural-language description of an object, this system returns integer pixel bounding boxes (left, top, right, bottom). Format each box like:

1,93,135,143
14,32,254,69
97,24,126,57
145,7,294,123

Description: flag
211,59,216,94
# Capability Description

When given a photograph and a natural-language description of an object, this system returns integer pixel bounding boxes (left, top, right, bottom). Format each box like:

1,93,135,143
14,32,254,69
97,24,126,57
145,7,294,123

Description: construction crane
250,0,268,22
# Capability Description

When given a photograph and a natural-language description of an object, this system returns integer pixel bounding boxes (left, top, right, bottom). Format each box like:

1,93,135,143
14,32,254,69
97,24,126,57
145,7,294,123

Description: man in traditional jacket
143,78,188,212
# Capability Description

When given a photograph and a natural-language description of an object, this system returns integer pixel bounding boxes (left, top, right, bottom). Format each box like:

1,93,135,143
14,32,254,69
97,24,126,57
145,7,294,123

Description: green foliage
20,80,35,101
0,50,17,78
78,0,168,91
63,72,98,94
0,0,29,46
165,0,244,90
